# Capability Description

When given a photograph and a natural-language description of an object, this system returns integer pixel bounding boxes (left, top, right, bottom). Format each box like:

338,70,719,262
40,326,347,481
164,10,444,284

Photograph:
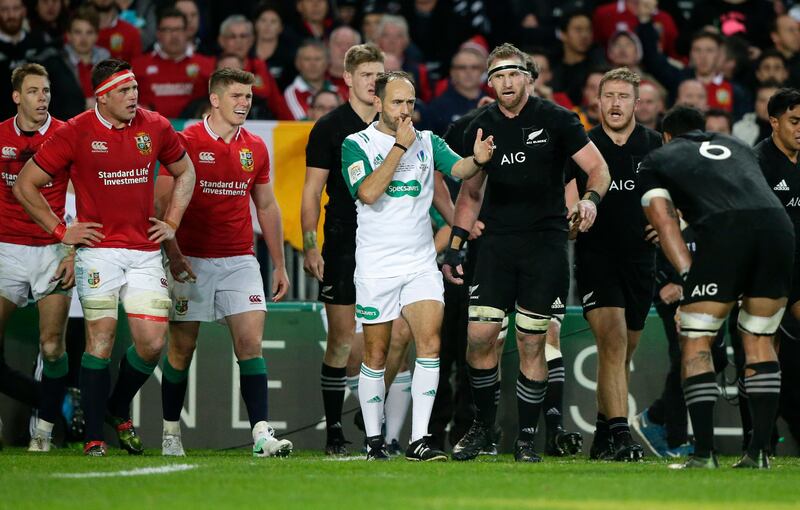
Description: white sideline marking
323,456,367,462
52,464,198,479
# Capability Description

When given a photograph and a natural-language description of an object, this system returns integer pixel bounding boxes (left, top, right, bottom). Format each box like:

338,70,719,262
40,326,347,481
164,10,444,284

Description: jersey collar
13,113,52,136
153,42,193,62
94,104,134,129
203,115,241,142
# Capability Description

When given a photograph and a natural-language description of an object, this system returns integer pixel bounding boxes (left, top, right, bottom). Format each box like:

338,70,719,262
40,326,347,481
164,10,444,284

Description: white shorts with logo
354,270,444,324
0,242,71,307
75,247,169,319
169,255,267,322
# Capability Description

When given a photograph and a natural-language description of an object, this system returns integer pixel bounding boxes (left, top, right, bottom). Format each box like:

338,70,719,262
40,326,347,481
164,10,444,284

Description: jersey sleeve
637,152,669,205
32,124,73,177
431,133,460,176
556,108,591,157
341,137,373,199
305,116,333,169
256,144,271,184
157,116,186,169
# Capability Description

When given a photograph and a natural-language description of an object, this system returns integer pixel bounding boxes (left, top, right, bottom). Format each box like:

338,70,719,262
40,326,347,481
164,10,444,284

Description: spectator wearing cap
732,81,780,147
326,25,360,101
593,0,679,59
218,14,293,120
550,10,607,108
284,38,338,120
683,0,774,51
253,2,299,90
89,0,142,63
376,14,432,101
419,46,487,135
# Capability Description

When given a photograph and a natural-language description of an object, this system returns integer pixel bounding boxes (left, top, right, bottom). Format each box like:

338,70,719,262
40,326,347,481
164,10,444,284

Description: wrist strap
448,226,470,251
52,222,67,241
472,155,487,168
582,190,602,206
164,219,179,231
303,231,317,251
393,142,408,152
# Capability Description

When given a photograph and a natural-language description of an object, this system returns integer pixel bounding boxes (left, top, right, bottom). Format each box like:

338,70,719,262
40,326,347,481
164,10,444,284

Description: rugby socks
346,374,360,401
384,369,412,444
39,353,69,425
595,413,610,443
544,356,566,431
161,357,189,422
744,361,781,458
410,359,439,442
737,375,753,449
683,372,719,457
108,346,157,420
358,363,385,438
468,364,499,427
516,374,546,440
608,416,632,443
320,363,347,435
0,359,41,407
238,357,268,427
80,353,111,441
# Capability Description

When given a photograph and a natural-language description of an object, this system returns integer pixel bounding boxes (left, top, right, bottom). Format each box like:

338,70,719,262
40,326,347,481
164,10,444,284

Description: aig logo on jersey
134,132,152,155
691,283,718,298
523,126,549,146
239,148,254,172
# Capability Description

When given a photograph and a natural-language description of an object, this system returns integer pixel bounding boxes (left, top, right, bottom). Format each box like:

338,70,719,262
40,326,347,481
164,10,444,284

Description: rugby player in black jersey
640,105,794,469
567,67,662,461
442,43,610,462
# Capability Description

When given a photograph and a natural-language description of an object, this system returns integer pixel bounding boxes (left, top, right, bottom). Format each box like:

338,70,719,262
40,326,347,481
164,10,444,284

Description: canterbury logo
1,146,16,158
91,141,108,152
199,152,215,163
249,295,263,303
160,278,168,288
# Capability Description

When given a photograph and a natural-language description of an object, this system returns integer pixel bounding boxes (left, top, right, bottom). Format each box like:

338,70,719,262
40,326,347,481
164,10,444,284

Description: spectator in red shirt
133,8,214,119
376,14,431,102
327,26,360,101
284,39,338,120
89,0,142,64
217,14,293,120
593,0,679,59
253,2,299,90
290,0,336,41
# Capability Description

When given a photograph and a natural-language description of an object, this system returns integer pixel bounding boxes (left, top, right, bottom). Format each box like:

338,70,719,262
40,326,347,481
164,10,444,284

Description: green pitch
2,449,799,509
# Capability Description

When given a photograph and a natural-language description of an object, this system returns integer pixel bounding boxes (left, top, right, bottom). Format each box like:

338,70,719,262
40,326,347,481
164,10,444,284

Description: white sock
411,358,440,443
346,375,360,401
163,419,181,435
384,370,412,444
358,363,385,438
35,419,54,435
252,420,270,442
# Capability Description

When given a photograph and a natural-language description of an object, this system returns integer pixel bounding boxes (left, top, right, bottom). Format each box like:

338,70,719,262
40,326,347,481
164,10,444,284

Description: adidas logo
546,407,561,416
366,395,383,403
521,427,537,435
423,389,437,397
775,179,790,191
551,297,564,309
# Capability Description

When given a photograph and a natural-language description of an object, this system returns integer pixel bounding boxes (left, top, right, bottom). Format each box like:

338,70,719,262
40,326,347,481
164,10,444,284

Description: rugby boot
545,426,583,456
452,420,493,461
514,439,543,463
366,435,390,461
83,440,108,457
406,436,447,462
612,435,644,462
732,450,770,469
671,452,719,469
107,416,144,455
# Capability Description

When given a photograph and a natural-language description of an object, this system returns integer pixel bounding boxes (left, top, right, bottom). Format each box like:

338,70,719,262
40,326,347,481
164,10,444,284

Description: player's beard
381,110,399,133
497,87,525,111
603,108,635,132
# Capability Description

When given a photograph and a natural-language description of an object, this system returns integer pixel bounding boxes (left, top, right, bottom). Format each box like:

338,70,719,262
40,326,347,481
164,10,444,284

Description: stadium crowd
1,0,800,469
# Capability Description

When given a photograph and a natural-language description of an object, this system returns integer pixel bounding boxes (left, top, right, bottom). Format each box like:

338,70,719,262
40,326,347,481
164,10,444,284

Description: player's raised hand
53,253,75,290
169,253,197,283
473,128,494,165
148,217,176,243
395,116,416,149
272,266,290,302
303,248,325,282
62,222,104,246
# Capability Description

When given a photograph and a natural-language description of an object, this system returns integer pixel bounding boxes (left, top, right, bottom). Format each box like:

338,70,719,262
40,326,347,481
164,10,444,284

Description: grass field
2,449,800,510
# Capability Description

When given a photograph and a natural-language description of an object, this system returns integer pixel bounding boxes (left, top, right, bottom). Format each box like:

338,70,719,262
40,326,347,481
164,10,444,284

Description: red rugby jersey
133,48,214,119
33,107,185,251
0,115,67,245
176,117,270,258
97,17,143,64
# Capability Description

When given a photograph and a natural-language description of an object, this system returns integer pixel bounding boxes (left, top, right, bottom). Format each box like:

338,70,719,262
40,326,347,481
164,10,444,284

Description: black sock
468,364,498,427
80,353,111,442
683,372,719,458
0,361,41,407
516,374,546,440
544,357,565,431
239,357,268,427
321,363,347,437
737,375,752,450
161,357,189,422
608,416,631,444
493,380,501,407
744,361,781,458
108,346,156,420
595,412,609,439
39,354,69,424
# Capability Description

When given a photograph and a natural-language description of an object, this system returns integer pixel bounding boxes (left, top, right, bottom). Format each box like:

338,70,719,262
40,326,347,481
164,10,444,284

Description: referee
443,43,610,462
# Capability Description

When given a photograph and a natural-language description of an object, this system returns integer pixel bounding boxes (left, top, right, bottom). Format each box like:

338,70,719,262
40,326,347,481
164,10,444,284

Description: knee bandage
81,294,118,321
544,343,562,362
679,311,725,338
515,306,550,335
550,313,564,324
123,290,171,322
468,305,505,323
737,307,785,336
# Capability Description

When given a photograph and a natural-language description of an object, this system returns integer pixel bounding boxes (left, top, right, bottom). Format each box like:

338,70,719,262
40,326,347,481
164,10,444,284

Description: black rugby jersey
462,96,589,234
306,103,376,225
755,136,800,246
570,123,662,254
638,130,784,227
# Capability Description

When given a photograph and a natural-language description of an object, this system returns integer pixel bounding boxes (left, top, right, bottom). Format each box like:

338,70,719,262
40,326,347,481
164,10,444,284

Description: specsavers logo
386,180,421,197
356,304,380,320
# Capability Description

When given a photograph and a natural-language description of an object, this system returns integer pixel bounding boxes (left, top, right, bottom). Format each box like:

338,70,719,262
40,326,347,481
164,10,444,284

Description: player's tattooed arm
643,196,692,277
